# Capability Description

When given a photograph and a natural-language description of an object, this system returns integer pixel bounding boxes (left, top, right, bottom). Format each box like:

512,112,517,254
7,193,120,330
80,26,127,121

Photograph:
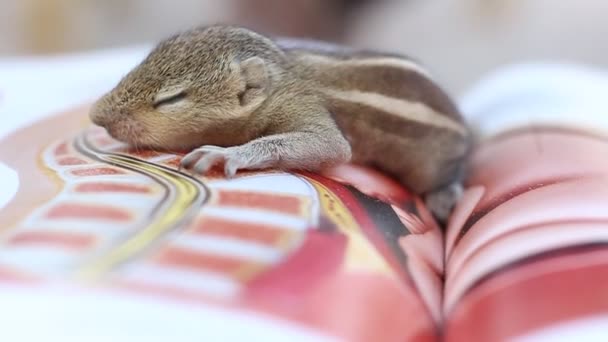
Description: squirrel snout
89,102,112,127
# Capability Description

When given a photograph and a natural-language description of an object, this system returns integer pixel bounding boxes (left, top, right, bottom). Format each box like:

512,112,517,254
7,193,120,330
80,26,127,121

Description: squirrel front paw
179,145,274,177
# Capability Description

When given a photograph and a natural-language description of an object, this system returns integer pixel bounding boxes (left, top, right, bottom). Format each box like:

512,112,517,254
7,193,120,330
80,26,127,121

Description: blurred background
2,0,608,95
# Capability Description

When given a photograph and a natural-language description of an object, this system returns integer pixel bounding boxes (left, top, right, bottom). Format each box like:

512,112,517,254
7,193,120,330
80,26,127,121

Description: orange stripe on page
156,247,255,275
216,190,303,215
46,203,131,221
121,149,163,159
54,142,69,156
71,167,126,176
0,265,38,283
7,231,96,250
163,157,183,169
58,156,88,166
74,182,151,194
193,217,287,246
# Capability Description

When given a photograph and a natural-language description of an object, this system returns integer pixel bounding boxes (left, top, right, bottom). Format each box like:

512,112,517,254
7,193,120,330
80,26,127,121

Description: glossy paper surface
0,106,442,342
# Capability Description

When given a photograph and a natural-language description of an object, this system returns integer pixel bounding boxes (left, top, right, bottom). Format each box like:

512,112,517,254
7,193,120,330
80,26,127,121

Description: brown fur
89,24,471,220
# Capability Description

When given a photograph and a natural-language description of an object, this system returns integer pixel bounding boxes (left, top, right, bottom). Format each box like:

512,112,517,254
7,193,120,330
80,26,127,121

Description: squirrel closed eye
153,90,188,108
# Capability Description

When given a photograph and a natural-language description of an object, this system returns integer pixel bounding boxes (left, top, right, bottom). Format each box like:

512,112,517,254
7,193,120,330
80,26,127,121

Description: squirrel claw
181,145,254,179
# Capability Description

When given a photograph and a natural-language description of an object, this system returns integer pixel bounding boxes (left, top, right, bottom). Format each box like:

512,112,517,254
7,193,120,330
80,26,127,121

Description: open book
1,53,607,341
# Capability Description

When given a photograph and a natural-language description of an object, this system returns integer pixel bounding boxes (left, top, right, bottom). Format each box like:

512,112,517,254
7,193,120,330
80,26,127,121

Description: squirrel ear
238,57,269,108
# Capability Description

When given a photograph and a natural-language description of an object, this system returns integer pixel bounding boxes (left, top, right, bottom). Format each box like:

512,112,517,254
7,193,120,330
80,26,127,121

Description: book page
443,63,608,342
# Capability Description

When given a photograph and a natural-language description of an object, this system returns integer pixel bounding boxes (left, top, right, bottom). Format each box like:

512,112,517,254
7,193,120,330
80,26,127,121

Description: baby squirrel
89,25,471,222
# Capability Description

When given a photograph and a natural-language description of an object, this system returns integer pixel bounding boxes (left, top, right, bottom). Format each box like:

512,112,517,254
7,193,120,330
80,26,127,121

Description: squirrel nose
89,102,111,127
